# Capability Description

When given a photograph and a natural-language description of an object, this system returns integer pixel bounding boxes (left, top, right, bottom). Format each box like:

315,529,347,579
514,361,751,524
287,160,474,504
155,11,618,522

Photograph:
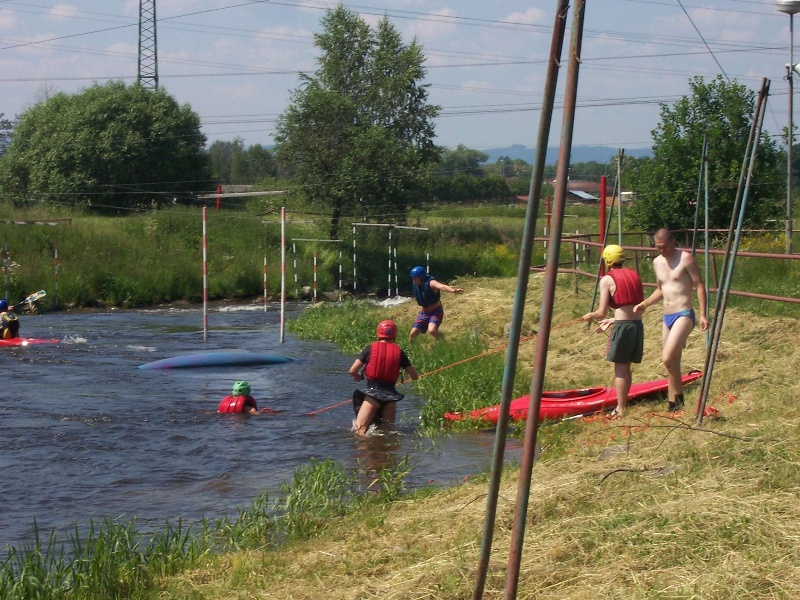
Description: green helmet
232,381,251,397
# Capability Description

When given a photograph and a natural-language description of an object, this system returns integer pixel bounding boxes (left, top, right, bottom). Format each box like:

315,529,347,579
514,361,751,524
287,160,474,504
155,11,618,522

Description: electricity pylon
137,0,158,89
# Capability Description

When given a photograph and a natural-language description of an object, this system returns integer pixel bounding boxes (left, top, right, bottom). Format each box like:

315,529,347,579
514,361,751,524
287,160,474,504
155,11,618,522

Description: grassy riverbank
3,275,800,597
144,275,800,598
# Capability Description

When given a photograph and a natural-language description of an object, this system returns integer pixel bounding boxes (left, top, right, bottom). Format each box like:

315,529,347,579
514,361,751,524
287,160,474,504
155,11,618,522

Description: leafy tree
437,145,488,177
275,6,440,239
626,75,782,232
0,82,210,211
208,138,277,184
232,143,276,183
0,113,12,157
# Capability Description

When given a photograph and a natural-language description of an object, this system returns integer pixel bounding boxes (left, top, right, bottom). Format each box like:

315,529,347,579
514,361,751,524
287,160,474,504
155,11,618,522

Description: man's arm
349,358,365,381
582,276,612,322
404,365,420,381
429,279,464,294
685,254,709,331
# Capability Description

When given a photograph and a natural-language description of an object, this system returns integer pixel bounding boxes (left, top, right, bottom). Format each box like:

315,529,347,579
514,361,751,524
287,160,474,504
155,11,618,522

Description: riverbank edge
152,276,800,599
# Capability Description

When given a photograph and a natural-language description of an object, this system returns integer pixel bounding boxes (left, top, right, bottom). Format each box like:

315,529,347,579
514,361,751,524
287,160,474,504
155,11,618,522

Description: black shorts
606,320,644,364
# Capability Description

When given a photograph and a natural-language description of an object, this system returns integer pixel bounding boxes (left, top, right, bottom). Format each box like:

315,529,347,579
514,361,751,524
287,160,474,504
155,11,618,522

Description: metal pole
472,1,571,597
790,13,795,254
617,149,624,245
696,79,770,423
506,0,585,595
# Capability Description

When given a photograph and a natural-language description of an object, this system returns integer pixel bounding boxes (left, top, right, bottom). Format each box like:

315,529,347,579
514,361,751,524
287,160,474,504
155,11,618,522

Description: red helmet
376,320,397,340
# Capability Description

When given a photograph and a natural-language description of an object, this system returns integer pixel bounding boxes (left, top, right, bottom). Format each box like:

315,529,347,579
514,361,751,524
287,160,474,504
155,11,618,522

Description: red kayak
0,337,61,347
444,370,703,423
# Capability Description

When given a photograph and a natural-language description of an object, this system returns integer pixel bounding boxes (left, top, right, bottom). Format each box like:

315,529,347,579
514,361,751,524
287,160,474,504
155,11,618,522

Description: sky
0,0,793,155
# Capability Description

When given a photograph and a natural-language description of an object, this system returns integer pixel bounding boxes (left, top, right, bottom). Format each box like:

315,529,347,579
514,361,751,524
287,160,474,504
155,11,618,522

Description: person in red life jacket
408,266,463,344
218,381,277,414
349,319,419,436
581,244,644,419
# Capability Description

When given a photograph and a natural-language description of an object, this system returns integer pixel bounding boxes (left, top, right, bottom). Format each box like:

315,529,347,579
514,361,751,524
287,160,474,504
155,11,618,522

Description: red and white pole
202,206,208,342
3,239,8,301
54,243,59,308
280,207,286,343
313,251,318,303
263,254,268,312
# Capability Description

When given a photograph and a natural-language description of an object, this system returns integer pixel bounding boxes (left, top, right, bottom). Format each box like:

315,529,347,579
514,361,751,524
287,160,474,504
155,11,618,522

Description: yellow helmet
602,244,626,268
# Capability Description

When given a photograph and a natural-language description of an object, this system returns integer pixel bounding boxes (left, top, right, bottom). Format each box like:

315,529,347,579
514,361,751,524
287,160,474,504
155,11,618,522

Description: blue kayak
138,352,293,370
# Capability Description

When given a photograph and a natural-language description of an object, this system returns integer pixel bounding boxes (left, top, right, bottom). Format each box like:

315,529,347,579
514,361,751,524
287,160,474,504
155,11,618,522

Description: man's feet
668,393,685,413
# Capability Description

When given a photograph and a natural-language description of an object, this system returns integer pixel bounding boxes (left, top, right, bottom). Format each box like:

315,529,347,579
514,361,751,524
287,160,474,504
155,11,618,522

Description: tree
275,6,440,239
626,75,782,232
437,145,488,177
0,82,210,211
0,113,12,157
208,138,277,184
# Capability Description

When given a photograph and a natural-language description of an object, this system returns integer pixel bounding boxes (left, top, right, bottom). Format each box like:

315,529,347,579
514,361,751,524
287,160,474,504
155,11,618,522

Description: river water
0,303,521,553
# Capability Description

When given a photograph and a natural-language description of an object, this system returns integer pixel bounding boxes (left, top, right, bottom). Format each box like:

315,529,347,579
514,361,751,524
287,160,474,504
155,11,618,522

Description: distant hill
480,144,652,165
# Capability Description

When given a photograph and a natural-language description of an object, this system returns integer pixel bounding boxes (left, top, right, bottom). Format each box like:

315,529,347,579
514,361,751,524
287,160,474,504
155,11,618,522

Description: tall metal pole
789,13,794,254
777,0,800,252
471,1,571,597
506,0,586,596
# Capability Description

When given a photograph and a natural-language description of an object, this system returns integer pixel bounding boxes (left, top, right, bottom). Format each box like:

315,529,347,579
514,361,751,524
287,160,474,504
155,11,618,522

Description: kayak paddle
12,290,46,309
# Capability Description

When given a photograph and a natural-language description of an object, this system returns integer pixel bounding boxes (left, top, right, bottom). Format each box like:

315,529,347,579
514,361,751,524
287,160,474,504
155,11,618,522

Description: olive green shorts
606,320,644,364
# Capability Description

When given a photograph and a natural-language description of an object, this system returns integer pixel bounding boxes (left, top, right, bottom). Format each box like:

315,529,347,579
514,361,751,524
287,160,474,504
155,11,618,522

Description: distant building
543,179,629,204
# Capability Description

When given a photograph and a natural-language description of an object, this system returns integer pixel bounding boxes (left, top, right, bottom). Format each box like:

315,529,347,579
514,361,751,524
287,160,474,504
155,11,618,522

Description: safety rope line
414,316,584,381
304,316,585,415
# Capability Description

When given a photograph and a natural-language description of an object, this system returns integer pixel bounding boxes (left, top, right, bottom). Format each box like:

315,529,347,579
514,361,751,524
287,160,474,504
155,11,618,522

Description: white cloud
0,9,17,31
503,8,546,26
46,4,80,21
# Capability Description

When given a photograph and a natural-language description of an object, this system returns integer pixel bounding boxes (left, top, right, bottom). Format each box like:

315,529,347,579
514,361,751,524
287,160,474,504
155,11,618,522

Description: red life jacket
364,341,401,384
608,268,644,308
218,395,258,414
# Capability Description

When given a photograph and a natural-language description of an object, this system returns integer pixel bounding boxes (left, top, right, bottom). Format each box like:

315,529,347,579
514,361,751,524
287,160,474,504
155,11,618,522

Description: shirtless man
634,228,709,411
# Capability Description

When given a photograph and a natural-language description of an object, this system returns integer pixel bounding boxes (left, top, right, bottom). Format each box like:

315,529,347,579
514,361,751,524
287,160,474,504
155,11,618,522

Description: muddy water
0,303,522,552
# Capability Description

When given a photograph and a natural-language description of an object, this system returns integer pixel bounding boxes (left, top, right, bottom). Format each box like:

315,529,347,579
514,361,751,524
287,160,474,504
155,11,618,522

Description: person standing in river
408,266,463,343
349,320,419,436
634,228,708,412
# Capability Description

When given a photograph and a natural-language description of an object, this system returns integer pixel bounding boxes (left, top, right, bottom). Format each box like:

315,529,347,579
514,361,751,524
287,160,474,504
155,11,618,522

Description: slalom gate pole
54,243,59,308
280,207,286,344
202,206,208,342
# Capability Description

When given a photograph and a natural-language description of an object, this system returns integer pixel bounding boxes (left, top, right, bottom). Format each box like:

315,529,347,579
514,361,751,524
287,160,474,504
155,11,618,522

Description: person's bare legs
380,402,397,428
409,327,422,344
661,318,694,409
613,362,632,416
354,396,380,435
428,322,443,340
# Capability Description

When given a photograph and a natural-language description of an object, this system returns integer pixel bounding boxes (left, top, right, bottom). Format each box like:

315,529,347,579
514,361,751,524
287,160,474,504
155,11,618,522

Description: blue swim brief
663,309,695,330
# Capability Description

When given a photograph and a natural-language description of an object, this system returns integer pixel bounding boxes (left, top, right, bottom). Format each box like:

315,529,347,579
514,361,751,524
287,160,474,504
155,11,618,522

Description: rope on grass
304,317,584,415
413,316,584,381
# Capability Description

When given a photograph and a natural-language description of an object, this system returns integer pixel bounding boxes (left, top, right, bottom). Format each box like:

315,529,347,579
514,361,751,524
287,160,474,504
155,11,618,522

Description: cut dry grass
157,276,800,599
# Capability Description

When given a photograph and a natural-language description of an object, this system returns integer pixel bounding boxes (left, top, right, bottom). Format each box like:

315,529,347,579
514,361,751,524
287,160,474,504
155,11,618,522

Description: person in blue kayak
349,320,419,436
408,265,463,343
0,299,20,339
581,244,644,419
